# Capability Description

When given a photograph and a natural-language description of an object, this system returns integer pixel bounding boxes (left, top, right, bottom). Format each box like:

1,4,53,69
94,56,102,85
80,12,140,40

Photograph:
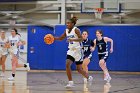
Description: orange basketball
44,34,54,45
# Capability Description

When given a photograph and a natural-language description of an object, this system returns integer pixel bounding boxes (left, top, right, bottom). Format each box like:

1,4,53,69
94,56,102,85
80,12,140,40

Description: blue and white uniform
82,38,94,59
8,35,23,57
96,37,109,61
0,37,8,57
66,27,83,64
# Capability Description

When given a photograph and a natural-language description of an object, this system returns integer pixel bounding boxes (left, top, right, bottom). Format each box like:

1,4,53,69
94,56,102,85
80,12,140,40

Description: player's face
11,30,16,36
66,21,73,29
96,31,102,38
82,32,88,40
1,32,5,36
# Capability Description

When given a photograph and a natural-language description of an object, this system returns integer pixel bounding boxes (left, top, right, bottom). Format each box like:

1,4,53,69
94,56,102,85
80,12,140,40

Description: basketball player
7,28,30,81
82,30,94,82
54,17,93,87
0,30,8,77
92,30,113,83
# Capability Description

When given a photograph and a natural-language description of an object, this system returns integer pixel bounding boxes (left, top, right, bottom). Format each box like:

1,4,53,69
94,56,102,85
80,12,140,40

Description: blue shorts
98,52,109,62
83,53,92,60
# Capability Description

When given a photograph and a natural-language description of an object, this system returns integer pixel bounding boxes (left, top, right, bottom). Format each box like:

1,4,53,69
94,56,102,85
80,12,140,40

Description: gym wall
28,25,140,72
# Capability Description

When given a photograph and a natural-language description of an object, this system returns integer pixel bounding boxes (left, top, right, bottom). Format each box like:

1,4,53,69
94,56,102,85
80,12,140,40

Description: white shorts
8,49,19,58
67,48,83,62
0,49,8,57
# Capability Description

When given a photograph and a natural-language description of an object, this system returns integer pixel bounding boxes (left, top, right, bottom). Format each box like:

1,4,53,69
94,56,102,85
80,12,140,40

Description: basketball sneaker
104,74,112,83
8,77,14,81
87,76,93,85
26,63,30,71
65,81,75,88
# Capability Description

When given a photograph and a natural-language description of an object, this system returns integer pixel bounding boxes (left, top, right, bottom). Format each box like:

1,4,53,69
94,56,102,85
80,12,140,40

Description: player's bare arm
90,39,96,52
54,31,66,41
104,37,113,53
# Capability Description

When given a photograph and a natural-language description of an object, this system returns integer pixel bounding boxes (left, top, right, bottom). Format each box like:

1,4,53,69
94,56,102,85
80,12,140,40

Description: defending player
92,30,113,83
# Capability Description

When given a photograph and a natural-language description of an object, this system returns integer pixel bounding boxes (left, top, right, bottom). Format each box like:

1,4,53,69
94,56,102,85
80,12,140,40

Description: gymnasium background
0,0,140,72
28,25,140,72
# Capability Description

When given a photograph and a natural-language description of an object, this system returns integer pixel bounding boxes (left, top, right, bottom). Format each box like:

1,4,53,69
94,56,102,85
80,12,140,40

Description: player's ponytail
12,28,21,36
70,16,78,25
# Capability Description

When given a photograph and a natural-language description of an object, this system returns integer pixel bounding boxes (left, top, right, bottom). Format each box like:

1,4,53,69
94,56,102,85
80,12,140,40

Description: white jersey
66,27,82,49
8,35,22,50
0,37,8,52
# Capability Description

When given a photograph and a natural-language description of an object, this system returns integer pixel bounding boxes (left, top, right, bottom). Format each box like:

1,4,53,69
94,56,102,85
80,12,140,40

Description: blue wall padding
28,25,140,71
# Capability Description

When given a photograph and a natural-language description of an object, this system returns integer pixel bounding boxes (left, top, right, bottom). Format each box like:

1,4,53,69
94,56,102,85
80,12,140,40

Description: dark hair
96,30,103,36
82,30,89,35
12,28,21,36
68,16,78,25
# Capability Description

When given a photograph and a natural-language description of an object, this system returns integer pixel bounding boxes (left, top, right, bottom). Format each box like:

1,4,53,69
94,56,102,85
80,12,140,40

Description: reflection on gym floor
0,71,140,93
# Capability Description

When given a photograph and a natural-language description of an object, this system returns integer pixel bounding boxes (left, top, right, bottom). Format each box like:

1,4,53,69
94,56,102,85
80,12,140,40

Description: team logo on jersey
97,43,104,45
67,35,75,39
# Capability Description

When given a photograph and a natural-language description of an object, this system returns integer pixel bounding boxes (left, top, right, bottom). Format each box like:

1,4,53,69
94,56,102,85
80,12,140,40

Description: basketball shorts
0,49,8,57
67,48,83,65
83,53,92,60
98,52,109,62
8,48,19,58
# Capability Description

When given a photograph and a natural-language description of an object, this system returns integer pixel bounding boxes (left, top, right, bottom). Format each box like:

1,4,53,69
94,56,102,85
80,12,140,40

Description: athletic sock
12,73,15,77
24,64,27,68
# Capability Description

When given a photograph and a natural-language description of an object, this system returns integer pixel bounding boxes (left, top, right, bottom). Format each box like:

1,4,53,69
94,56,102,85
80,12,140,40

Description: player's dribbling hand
110,48,113,53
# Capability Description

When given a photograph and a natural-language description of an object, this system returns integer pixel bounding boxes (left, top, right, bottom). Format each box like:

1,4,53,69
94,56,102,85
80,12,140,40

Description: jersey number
99,45,102,50
84,47,88,52
11,43,15,46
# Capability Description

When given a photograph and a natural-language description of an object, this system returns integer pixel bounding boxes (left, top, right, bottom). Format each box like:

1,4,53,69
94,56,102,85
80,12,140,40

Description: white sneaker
0,72,5,77
88,76,93,85
8,77,15,81
83,78,87,83
107,76,112,83
65,81,75,88
26,63,30,71
104,75,112,83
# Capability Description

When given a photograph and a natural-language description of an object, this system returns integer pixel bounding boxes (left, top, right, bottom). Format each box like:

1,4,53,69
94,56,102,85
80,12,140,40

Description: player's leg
99,54,111,83
82,57,90,83
0,55,7,77
15,52,30,71
16,62,30,71
82,58,90,73
8,54,17,81
75,50,93,84
76,63,88,78
99,59,109,76
0,55,3,77
66,59,73,81
65,55,74,87
76,62,93,83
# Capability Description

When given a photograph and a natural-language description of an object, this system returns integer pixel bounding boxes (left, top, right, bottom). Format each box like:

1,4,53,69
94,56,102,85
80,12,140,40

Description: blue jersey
96,37,108,53
82,38,94,58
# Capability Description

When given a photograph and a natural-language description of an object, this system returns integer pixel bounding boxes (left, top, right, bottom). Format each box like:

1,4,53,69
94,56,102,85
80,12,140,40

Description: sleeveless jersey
82,38,94,56
8,35,22,50
66,27,82,49
96,37,108,53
